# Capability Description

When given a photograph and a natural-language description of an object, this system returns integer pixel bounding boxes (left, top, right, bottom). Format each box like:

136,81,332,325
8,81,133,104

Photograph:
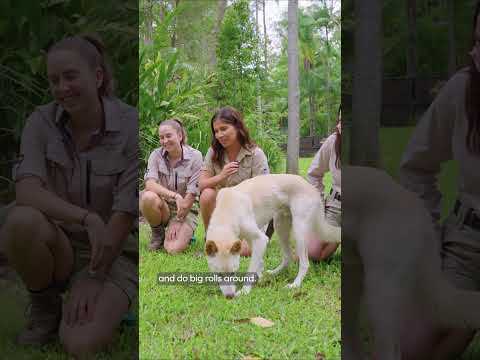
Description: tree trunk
447,0,456,76
144,0,154,45
406,0,417,123
263,0,268,72
255,0,263,117
309,95,316,136
210,0,227,67
287,0,300,174
351,0,382,167
323,0,331,133
171,0,181,48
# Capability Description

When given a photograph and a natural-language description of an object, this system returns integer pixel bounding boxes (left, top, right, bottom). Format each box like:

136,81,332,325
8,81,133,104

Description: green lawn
139,157,340,360
0,274,137,360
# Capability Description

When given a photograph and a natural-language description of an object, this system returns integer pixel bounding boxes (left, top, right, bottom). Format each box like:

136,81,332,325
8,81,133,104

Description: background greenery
139,0,340,178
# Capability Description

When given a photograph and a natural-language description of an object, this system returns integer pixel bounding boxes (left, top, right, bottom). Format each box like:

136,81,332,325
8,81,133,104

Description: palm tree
287,0,300,174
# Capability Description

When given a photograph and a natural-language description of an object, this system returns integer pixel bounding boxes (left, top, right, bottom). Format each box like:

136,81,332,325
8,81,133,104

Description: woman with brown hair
1,35,138,358
399,3,480,358
306,106,341,261
199,106,270,257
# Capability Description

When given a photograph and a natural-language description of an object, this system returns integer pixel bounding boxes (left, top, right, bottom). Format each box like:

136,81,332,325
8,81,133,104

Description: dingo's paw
285,282,300,289
235,286,251,297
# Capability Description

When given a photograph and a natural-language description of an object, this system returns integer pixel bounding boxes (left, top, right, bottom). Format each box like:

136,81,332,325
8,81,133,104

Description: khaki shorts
441,208,480,291
165,200,199,232
325,192,341,227
61,228,138,308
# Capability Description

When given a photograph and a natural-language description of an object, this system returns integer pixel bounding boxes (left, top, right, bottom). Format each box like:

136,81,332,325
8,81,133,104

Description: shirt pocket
90,156,128,212
45,142,73,194
174,167,190,195
238,159,253,180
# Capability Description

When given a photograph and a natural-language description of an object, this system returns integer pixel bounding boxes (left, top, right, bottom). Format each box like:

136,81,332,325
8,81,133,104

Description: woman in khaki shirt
398,5,480,358
1,35,138,357
307,108,341,261
140,119,203,254
199,107,270,256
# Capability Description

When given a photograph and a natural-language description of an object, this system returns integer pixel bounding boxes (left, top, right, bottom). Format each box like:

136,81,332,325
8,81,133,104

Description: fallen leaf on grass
242,356,262,360
233,318,250,324
249,317,274,328
233,317,274,328
315,352,326,360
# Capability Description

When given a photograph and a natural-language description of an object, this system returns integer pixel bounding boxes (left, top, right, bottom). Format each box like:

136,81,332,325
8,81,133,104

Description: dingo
342,166,480,360
204,174,341,298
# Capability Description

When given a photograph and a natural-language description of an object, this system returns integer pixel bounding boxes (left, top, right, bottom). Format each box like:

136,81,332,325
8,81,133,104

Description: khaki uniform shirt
15,97,139,232
307,133,341,196
202,146,269,189
400,68,480,222
144,145,203,197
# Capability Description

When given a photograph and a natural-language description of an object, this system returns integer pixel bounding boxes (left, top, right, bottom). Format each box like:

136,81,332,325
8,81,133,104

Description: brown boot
148,224,165,251
16,287,62,346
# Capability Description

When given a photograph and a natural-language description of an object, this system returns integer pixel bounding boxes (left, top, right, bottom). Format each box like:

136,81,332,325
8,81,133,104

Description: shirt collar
222,146,253,163
54,96,120,133
161,145,191,162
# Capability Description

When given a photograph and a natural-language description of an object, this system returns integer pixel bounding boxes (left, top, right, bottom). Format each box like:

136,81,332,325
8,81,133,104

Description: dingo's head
205,238,242,298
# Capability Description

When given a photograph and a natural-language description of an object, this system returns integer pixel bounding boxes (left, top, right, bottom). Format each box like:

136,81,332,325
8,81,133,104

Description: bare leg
164,222,194,254
3,206,73,290
199,188,216,232
139,191,170,226
60,282,130,358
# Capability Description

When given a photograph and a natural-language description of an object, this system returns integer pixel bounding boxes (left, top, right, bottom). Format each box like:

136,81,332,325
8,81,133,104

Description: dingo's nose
225,293,235,299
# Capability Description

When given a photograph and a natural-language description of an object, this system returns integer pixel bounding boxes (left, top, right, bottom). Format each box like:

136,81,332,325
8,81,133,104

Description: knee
3,206,47,251
200,188,216,208
61,327,112,359
140,191,161,209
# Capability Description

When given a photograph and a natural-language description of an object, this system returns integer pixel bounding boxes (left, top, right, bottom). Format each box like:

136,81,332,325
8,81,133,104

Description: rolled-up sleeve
144,150,160,183
186,150,203,196
399,76,456,222
15,112,48,184
201,147,215,175
252,147,270,176
307,137,332,195
112,110,139,217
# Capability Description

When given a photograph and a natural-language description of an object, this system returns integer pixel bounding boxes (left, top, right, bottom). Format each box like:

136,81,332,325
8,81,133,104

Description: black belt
330,189,341,202
453,200,480,230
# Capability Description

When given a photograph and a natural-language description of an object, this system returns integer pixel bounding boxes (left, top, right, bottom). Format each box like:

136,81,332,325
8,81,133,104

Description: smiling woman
1,34,139,358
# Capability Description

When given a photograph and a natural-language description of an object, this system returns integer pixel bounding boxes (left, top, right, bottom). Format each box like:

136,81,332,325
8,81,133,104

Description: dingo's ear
205,240,218,256
230,240,242,255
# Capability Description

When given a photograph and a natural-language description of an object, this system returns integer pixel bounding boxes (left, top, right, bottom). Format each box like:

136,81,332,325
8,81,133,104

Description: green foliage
215,0,260,113
0,0,137,198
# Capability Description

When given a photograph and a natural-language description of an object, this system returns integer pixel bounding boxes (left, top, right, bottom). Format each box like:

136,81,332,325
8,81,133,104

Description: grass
139,157,340,360
0,275,138,360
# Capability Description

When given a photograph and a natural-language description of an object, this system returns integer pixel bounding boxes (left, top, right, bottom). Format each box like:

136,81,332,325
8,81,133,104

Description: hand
166,221,182,243
176,196,191,221
64,276,104,327
84,212,107,272
220,161,239,180
469,42,480,72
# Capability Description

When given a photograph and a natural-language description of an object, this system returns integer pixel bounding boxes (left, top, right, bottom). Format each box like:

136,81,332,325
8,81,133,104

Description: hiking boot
16,287,62,346
148,224,165,251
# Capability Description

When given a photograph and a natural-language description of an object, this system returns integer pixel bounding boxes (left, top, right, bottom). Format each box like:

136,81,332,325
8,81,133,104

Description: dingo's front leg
235,232,268,297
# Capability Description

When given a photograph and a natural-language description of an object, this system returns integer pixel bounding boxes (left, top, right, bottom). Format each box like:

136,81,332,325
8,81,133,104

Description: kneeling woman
140,119,203,254
199,106,270,256
307,107,341,261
